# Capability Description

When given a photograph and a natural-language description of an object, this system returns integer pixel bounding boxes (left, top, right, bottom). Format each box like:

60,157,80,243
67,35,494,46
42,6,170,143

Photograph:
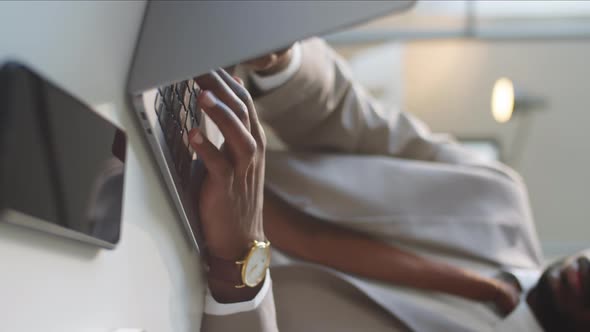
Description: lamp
491,77,546,123
490,77,547,165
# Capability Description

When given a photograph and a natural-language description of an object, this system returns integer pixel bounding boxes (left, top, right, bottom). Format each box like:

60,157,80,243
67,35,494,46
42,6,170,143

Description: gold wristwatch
206,240,271,288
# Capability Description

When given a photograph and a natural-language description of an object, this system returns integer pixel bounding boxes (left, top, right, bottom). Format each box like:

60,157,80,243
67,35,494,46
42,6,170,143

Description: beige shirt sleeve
255,38,522,181
256,37,542,268
201,285,279,332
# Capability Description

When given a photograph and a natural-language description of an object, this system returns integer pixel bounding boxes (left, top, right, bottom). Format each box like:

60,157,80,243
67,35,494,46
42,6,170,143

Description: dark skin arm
192,49,297,304
263,190,520,315
190,69,267,303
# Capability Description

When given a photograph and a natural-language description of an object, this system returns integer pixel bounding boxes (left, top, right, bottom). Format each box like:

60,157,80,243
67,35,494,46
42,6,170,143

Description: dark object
0,62,126,249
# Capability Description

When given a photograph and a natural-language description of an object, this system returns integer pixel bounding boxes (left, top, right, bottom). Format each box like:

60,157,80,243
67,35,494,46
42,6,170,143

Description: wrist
207,240,251,261
205,238,270,303
206,227,265,261
461,276,503,302
207,276,263,303
254,49,293,76
487,279,508,301
205,216,266,261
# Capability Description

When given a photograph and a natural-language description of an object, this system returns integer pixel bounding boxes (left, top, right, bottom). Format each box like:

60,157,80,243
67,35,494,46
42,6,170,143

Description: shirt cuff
204,270,272,316
249,42,302,92
494,301,544,332
503,268,542,293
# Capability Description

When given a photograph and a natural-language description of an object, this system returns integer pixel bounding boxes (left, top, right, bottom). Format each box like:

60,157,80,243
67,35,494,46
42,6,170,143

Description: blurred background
325,0,590,258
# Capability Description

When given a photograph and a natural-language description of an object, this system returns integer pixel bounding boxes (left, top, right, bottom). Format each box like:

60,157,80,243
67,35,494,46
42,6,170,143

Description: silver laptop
128,1,415,251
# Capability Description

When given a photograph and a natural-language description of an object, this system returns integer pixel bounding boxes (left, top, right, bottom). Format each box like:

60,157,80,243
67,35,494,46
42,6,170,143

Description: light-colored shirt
204,270,272,315
249,42,303,92
495,268,544,331
204,42,544,332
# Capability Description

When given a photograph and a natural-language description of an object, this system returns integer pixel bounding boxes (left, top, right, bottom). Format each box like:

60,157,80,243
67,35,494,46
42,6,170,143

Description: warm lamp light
489,77,547,164
491,77,545,124
491,78,515,123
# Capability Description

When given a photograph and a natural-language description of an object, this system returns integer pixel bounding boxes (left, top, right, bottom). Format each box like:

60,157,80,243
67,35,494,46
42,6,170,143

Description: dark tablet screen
0,63,125,248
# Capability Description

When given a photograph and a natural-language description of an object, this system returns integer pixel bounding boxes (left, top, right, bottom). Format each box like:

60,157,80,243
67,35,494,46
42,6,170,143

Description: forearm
265,192,499,302
305,225,497,301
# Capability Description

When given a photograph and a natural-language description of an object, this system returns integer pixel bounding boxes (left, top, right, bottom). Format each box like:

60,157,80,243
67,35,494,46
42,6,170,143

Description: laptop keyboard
154,80,202,188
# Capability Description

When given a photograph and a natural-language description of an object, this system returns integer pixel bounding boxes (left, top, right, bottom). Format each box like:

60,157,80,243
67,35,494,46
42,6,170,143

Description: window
327,0,590,43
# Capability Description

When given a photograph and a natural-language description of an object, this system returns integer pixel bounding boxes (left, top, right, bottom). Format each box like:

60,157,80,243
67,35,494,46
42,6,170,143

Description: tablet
0,62,126,249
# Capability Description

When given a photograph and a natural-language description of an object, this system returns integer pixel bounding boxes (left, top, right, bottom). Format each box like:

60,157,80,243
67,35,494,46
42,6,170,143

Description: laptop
128,1,415,251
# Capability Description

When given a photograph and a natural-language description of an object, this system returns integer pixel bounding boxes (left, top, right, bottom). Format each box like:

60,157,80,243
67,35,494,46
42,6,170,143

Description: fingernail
190,129,203,145
200,90,215,108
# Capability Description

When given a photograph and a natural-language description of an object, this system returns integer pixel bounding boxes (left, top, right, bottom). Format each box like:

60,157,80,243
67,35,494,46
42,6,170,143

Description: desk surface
0,2,419,331
0,2,204,331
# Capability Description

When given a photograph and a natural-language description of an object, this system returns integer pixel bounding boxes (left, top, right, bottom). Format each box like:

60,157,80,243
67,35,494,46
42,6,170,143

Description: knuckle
234,102,249,122
235,86,253,105
214,104,232,122
257,131,267,152
244,137,257,157
244,93,254,107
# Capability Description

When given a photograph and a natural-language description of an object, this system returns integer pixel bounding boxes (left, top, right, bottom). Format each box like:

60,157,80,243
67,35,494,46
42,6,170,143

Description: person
192,39,590,331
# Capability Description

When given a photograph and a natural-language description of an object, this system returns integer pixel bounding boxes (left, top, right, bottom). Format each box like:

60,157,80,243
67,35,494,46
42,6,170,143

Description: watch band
205,240,271,288
205,253,245,288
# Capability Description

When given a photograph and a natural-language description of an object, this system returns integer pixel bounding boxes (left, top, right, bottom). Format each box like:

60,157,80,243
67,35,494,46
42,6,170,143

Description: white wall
402,40,590,257
0,2,205,331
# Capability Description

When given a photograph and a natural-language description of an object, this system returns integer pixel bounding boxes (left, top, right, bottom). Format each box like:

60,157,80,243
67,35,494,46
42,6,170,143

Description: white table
0,2,205,331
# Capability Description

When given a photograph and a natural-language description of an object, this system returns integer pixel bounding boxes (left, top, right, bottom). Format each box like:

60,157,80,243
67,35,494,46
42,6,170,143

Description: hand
491,279,521,316
190,69,267,261
242,45,294,76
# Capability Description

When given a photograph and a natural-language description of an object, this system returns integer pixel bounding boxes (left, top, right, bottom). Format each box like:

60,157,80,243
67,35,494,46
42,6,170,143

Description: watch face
243,243,270,287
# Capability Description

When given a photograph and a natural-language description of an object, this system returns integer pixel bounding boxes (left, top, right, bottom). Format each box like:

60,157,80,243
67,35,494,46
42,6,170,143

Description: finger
199,90,257,163
215,69,266,147
215,68,254,119
222,65,236,75
195,72,250,130
232,75,244,86
188,128,231,179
